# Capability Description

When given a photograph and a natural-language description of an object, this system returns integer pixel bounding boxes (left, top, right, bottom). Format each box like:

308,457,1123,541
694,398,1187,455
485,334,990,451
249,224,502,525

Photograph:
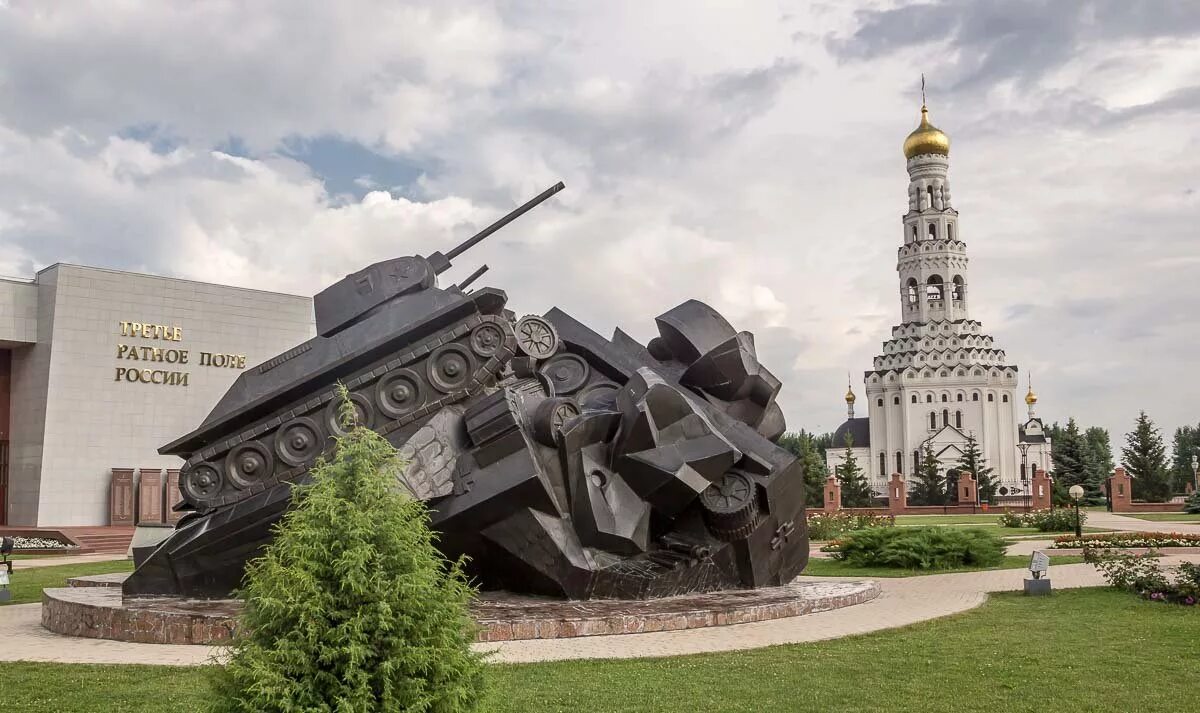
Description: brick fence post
887,472,907,514
957,471,978,505
1108,467,1133,513
824,476,842,512
1030,467,1052,510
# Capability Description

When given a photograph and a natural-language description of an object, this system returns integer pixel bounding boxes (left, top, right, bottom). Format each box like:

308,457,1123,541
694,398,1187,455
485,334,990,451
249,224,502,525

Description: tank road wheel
275,417,323,467
375,369,425,419
427,344,475,393
225,442,274,490
700,472,760,542
514,316,559,359
469,322,509,358
182,462,223,504
539,353,590,395
325,392,374,437
532,397,581,446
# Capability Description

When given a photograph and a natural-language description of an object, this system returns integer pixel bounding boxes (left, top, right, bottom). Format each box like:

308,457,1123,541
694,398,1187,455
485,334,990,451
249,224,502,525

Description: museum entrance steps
59,527,136,554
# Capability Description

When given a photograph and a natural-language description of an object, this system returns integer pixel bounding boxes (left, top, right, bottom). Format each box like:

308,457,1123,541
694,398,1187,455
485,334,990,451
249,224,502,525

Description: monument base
43,574,880,645
1023,577,1052,596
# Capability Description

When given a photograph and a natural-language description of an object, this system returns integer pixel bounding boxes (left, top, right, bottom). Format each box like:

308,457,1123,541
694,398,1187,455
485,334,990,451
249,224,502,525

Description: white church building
826,99,1052,503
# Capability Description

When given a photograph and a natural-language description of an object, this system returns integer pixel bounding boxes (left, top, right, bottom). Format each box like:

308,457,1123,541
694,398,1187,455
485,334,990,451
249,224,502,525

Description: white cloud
0,1,1197,442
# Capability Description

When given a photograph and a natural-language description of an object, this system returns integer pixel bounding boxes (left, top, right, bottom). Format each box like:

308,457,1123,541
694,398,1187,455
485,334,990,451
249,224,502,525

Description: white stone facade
826,119,1052,503
1,264,314,526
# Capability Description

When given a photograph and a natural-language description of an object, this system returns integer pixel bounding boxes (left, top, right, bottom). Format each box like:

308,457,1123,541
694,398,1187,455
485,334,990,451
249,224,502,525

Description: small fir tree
1082,426,1115,504
1122,411,1172,503
778,430,830,509
910,443,945,506
210,389,484,713
956,434,995,503
1050,418,1088,492
835,433,873,508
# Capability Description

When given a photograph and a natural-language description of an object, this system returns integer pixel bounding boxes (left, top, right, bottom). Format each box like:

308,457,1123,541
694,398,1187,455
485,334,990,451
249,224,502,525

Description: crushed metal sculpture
124,182,809,600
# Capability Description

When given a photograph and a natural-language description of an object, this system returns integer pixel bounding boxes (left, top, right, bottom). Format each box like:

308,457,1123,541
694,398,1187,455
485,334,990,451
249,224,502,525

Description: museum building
826,99,1053,502
0,263,314,526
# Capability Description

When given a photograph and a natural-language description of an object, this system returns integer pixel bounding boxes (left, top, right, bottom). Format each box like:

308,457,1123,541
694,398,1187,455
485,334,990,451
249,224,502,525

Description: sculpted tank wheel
700,471,760,541
325,392,374,437
182,463,223,504
275,417,323,467
375,369,424,419
469,322,508,358
225,442,274,490
515,316,559,359
532,397,581,446
539,353,590,395
428,344,475,393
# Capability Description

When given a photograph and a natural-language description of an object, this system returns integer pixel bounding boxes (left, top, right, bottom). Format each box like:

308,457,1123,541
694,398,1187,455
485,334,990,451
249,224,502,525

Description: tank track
178,314,517,510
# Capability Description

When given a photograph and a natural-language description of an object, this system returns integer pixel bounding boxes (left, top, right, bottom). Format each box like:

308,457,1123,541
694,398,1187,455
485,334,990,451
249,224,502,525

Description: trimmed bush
1184,490,1200,515
1084,549,1199,606
209,391,484,713
831,526,1005,570
999,508,1084,532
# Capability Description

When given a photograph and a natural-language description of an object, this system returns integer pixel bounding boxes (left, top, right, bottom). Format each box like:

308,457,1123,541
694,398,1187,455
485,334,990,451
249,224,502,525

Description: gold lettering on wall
115,320,246,386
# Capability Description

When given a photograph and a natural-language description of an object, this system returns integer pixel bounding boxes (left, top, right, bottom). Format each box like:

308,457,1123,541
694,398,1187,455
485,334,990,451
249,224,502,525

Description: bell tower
897,92,968,324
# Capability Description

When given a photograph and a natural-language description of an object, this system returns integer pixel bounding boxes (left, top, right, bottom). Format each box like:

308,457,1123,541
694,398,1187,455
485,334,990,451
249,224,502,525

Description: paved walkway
1085,511,1200,534
11,553,128,570
4,554,1198,666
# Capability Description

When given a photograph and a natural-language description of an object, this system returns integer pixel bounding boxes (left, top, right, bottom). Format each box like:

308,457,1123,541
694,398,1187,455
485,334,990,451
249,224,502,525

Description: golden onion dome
845,386,856,404
1025,386,1038,406
903,105,950,159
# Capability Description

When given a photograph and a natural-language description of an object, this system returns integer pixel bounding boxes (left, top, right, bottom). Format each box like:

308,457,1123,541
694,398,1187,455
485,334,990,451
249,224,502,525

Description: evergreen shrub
832,527,1005,570
1000,508,1085,532
209,390,484,713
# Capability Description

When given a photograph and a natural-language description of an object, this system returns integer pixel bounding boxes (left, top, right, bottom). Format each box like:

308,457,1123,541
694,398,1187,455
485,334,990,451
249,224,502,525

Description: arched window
957,393,964,402
928,223,937,240
942,408,949,426
972,392,980,402
926,275,944,301
911,225,918,241
913,449,920,472
947,223,954,240
1003,394,1010,403
893,396,900,405
955,411,962,428
879,452,886,475
929,412,937,429
896,451,904,474
941,393,948,403
906,278,919,306
911,394,918,404
988,393,995,402
877,398,883,407
952,275,965,301
926,185,933,207
926,394,933,403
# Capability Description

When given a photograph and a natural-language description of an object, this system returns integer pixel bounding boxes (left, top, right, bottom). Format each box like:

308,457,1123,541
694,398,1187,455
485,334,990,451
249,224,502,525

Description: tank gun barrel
456,264,489,291
435,181,565,272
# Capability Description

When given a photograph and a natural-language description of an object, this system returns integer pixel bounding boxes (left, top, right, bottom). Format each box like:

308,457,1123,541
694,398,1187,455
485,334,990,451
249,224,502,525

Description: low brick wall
1116,502,1187,513
827,504,1036,517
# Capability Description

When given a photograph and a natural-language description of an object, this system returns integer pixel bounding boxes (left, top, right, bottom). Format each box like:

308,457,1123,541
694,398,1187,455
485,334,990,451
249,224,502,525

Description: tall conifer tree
835,433,873,508
1122,411,1171,503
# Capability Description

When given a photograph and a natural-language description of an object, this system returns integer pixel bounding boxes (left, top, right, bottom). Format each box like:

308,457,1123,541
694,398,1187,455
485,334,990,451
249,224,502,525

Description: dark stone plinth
44,574,879,645
1023,578,1052,596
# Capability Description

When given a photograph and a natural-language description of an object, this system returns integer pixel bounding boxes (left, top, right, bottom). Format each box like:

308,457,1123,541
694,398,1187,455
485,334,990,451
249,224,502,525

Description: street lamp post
1191,454,1198,494
1017,443,1031,512
1069,485,1085,538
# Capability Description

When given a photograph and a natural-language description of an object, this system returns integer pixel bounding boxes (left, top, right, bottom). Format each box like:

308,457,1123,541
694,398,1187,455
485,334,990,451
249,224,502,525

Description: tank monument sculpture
122,182,811,602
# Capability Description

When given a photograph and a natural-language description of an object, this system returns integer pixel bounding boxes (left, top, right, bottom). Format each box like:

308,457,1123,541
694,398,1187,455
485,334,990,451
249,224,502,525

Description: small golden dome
903,105,950,159
845,386,856,403
1025,386,1038,406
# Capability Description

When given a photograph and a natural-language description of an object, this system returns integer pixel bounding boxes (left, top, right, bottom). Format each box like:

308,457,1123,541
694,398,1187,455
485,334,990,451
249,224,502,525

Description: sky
1,1,1198,443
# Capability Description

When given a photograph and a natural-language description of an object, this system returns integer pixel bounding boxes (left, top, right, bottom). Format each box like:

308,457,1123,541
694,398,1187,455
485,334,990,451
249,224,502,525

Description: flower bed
1084,549,1199,606
11,536,77,550
807,511,894,541
1052,532,1200,549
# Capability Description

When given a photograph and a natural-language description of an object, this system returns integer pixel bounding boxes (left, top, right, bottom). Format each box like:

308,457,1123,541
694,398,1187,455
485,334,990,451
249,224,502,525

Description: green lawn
802,555,1086,578
1123,512,1200,522
1,560,134,605
2,589,1195,712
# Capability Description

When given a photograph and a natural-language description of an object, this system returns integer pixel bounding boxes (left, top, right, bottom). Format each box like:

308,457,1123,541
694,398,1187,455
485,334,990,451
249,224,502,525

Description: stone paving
1085,511,1200,534
10,553,128,570
4,554,1198,666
